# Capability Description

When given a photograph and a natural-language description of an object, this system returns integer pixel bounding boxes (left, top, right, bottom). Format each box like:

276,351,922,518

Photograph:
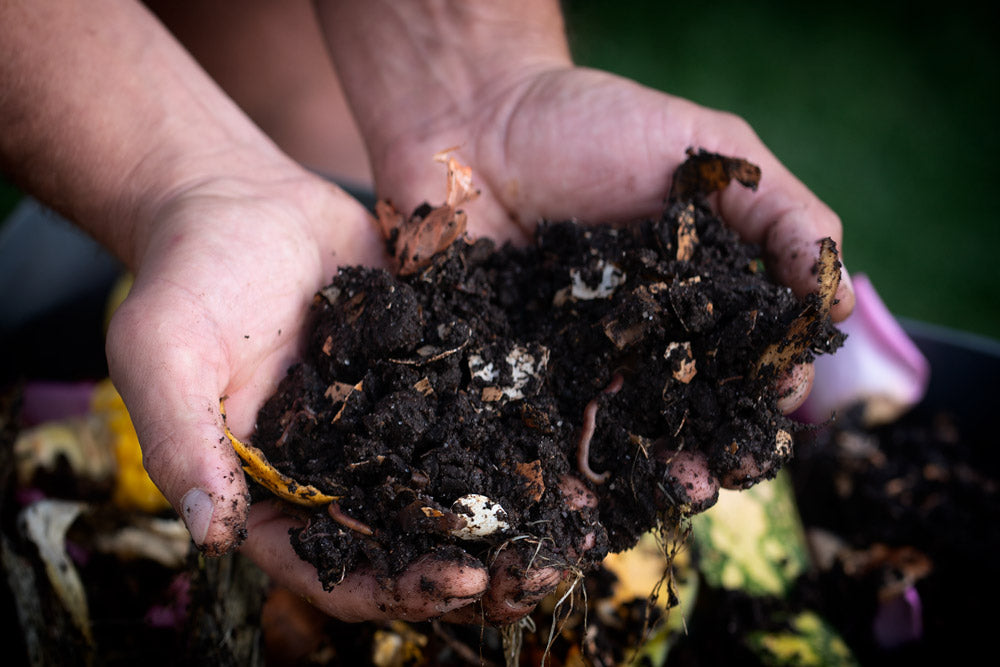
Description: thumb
106,290,249,556
706,114,855,322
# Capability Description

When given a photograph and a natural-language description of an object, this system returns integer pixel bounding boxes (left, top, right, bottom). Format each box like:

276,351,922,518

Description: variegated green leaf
745,611,859,667
691,470,809,597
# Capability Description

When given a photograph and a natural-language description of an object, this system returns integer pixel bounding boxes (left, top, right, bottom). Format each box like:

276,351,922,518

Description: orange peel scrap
220,400,338,506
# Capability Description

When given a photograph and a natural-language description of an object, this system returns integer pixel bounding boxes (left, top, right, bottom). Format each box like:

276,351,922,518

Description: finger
720,453,779,490
707,115,855,322
775,362,814,415
557,475,600,556
656,449,720,513
440,548,564,625
242,503,488,622
559,474,598,511
718,426,794,490
106,293,249,556
757,207,855,324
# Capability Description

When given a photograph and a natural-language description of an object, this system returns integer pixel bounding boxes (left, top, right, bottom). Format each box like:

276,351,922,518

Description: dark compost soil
245,151,843,591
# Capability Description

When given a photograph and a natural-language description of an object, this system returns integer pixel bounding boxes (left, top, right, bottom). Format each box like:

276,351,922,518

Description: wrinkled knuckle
136,426,183,493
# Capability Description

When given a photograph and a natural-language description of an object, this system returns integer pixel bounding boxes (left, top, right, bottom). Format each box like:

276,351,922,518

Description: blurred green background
2,1,997,339
564,0,999,340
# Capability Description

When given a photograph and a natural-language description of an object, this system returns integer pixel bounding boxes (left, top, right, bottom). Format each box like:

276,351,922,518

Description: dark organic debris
238,151,843,591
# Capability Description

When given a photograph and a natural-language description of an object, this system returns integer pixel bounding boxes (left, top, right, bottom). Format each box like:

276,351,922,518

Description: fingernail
180,487,214,546
434,593,481,615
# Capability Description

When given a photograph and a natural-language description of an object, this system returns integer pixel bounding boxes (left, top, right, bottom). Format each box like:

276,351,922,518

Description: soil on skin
248,151,843,590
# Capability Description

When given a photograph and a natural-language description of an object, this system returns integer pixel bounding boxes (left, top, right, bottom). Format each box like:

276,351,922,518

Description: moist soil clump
245,151,843,591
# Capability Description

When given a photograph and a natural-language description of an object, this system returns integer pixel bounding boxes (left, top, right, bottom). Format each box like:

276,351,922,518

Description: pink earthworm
576,373,624,485
327,502,374,536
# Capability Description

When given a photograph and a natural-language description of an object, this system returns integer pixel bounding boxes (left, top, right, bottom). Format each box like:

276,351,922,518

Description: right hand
106,166,501,620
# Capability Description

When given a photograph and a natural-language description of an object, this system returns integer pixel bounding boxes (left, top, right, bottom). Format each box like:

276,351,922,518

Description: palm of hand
106,176,382,553
106,176,505,621
377,67,849,316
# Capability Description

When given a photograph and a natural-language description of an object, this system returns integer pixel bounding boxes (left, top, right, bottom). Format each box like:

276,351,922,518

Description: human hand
308,1,854,621
104,166,507,620
366,66,850,505
369,66,854,320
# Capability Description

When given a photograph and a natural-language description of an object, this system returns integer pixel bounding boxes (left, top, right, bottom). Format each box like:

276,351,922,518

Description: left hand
367,65,854,323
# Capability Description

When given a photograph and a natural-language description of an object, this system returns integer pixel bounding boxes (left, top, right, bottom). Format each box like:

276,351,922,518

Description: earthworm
275,402,317,448
576,373,624,485
327,502,374,536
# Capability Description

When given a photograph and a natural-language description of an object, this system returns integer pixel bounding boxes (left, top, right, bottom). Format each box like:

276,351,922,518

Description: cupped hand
369,66,849,518
104,166,498,620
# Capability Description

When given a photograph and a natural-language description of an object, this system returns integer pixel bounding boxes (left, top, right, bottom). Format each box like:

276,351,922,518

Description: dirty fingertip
476,550,563,624
831,267,855,322
720,448,784,490
397,548,488,618
661,450,720,513
180,485,248,556
775,362,814,414
559,475,598,510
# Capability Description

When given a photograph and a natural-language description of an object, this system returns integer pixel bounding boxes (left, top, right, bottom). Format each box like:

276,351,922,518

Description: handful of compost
223,150,844,591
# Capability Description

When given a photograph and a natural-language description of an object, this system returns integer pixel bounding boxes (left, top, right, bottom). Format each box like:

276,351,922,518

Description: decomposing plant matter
233,150,844,593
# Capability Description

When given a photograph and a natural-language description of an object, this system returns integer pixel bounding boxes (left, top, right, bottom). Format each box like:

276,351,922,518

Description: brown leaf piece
670,147,762,201
676,203,699,261
755,238,842,377
514,460,546,503
376,151,479,276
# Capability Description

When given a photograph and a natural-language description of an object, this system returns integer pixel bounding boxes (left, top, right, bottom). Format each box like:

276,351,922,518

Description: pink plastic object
20,380,97,425
873,585,923,648
795,274,930,426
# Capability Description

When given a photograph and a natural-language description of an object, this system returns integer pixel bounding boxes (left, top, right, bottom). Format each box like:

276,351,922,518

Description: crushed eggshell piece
775,429,793,457
468,344,549,401
570,262,625,300
449,494,510,540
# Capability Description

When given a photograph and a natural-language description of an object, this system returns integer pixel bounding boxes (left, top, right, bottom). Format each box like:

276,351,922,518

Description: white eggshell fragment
570,262,625,300
449,494,510,541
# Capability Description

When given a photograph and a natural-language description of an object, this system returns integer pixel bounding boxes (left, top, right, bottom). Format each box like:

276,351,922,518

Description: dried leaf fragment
434,149,478,209
220,400,338,506
670,148,761,200
665,341,697,383
324,381,357,403
755,238,842,377
376,152,479,276
330,380,364,424
514,459,546,503
413,377,434,396
676,203,699,261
